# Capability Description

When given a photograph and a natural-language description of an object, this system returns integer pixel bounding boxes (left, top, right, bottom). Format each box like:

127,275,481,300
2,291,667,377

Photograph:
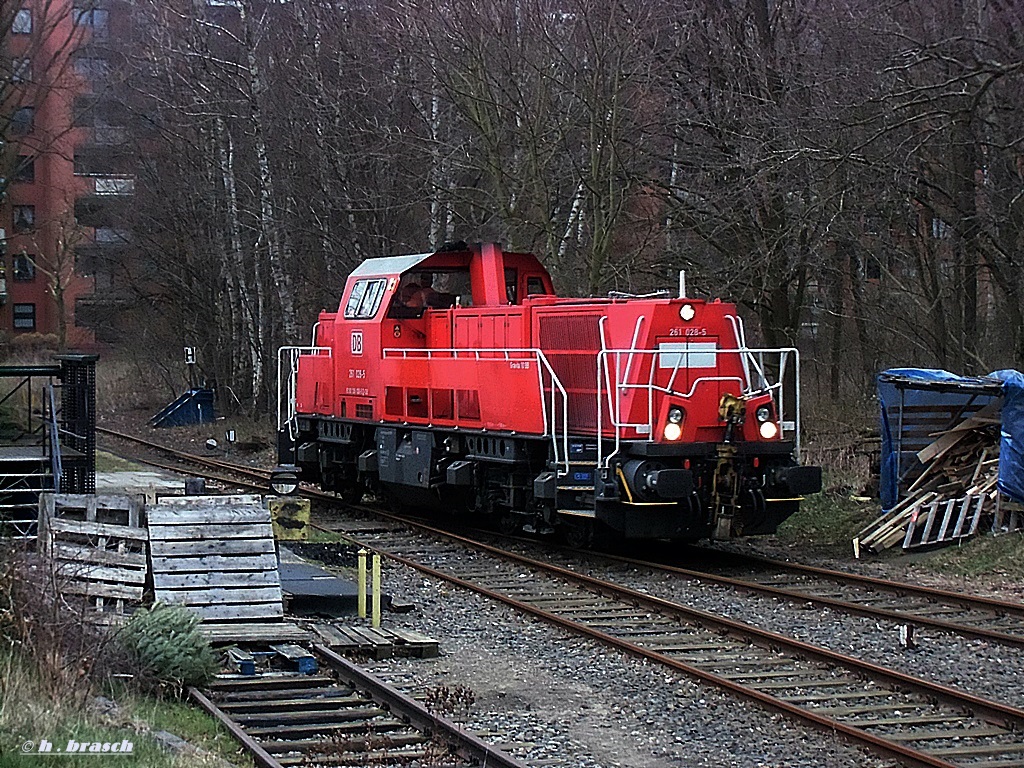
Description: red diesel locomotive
277,242,821,545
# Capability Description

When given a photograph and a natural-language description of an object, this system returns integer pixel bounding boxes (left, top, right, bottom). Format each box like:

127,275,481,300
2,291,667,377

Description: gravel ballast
526,545,1024,711
346,553,896,768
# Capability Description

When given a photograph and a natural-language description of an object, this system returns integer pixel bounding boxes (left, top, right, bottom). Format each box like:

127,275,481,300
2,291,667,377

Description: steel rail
96,426,272,485
188,688,284,768
191,648,527,768
376,522,1024,729
532,544,1024,649
100,424,1024,647
704,547,1024,617
373,544,960,768
314,645,529,768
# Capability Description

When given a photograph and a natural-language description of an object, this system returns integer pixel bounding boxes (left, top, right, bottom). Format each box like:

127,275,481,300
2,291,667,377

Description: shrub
118,604,217,693
0,546,119,705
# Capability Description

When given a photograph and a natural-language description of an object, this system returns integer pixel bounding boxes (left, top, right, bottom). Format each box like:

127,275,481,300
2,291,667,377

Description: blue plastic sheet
877,369,1009,510
990,369,1024,504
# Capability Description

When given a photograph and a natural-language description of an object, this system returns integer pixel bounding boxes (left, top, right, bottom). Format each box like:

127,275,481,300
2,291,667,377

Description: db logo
350,331,363,356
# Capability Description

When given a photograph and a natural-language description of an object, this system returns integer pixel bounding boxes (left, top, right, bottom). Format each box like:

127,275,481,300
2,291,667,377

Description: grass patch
95,451,147,472
774,469,880,554
114,693,253,767
306,527,349,543
915,531,1024,578
0,649,232,767
775,492,875,552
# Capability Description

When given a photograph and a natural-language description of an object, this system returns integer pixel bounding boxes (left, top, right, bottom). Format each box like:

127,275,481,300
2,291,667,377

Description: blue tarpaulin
877,368,1023,510
991,369,1024,505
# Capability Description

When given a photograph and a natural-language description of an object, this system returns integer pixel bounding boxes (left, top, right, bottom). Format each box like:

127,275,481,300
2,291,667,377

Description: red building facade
0,0,123,349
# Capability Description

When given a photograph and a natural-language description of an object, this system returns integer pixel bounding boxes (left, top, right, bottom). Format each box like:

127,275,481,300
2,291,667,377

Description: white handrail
383,346,570,474
277,346,332,439
597,344,801,468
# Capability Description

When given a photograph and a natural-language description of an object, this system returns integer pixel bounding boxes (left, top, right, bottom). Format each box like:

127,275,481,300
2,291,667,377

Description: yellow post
371,553,381,628
357,548,367,618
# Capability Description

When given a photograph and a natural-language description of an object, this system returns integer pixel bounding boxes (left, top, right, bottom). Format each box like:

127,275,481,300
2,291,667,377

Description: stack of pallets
855,409,1002,554
37,494,148,620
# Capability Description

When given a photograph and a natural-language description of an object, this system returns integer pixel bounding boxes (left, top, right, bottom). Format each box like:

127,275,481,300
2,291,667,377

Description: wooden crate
148,495,283,622
37,493,148,618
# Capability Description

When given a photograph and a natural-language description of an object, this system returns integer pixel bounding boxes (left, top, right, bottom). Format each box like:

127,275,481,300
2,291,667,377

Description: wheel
497,511,520,535
340,483,366,505
561,517,594,549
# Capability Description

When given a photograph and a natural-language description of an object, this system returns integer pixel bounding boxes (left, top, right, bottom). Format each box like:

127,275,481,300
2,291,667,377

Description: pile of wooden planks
37,494,148,621
855,407,1002,555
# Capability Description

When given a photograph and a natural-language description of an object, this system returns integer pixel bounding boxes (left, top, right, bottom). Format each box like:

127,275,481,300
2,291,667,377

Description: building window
12,9,32,34
94,227,129,243
12,58,31,83
73,8,109,38
74,56,110,79
95,177,134,195
14,156,34,183
11,106,34,135
13,303,36,330
931,217,952,239
13,205,35,232
13,253,35,282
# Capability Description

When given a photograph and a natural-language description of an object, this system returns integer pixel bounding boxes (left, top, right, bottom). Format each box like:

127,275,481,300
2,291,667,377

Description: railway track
97,426,272,489
488,540,1024,651
189,645,527,768
683,547,1024,648
99,427,1024,766
336,520,1024,768
170,427,1024,650
99,425,1024,651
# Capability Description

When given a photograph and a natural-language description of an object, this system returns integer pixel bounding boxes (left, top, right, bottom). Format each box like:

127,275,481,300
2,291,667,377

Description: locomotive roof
350,252,434,278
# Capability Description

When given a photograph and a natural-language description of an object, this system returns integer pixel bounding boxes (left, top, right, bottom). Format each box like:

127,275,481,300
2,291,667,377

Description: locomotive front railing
278,346,332,439
382,347,571,475
596,344,801,469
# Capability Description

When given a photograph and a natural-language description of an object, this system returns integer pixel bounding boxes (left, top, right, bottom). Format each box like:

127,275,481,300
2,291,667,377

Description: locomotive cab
279,242,821,546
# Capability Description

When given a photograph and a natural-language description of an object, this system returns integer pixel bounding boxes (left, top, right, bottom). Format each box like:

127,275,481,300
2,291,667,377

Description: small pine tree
118,604,218,693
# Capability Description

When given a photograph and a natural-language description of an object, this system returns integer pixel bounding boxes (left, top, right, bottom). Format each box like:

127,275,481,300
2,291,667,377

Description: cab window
502,267,517,304
388,270,472,318
526,275,547,296
344,278,387,319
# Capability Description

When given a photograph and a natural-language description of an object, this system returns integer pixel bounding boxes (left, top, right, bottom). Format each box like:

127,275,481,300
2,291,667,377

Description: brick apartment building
1,0,131,349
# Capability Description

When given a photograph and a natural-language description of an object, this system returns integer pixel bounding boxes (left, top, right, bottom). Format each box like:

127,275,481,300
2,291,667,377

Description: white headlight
679,303,696,321
755,406,772,423
759,421,779,440
663,423,683,441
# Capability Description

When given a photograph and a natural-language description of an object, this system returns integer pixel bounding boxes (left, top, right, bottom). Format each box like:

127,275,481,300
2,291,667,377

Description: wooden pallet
903,494,984,548
312,622,439,659
37,493,148,619
200,621,310,646
148,495,283,622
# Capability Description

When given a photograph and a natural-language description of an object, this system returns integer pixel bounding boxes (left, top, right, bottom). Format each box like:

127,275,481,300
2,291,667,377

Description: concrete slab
95,470,185,497
278,546,388,617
